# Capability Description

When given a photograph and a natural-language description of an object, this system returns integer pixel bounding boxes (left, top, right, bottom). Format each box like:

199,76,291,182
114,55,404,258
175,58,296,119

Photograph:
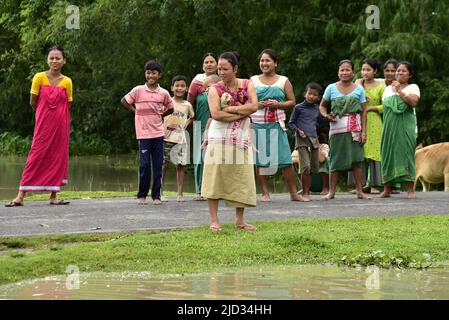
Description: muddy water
1,265,449,300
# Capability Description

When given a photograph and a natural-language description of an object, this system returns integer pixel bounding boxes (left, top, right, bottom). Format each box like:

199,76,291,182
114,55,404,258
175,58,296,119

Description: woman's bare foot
301,195,311,202
260,194,271,202
320,189,329,195
322,193,335,200
379,191,391,198
290,193,304,201
407,191,415,199
357,192,372,200
177,195,184,202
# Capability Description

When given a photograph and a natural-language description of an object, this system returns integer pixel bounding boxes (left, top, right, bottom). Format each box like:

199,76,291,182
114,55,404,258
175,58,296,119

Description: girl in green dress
355,59,385,193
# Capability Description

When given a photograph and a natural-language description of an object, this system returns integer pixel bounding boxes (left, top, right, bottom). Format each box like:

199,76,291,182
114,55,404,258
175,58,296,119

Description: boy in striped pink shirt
121,60,174,205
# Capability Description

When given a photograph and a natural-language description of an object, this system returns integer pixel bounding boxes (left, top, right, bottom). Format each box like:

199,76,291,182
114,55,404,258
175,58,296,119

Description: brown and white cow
414,142,449,192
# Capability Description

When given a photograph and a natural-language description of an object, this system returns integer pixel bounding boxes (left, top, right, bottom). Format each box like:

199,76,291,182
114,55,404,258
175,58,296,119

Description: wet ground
1,264,449,300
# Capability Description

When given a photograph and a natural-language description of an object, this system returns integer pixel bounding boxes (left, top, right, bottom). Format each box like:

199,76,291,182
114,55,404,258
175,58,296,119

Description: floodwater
1,265,449,300
0,155,293,199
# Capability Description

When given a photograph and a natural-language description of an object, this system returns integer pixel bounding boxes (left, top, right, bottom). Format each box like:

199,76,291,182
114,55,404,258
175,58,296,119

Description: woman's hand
265,99,279,109
359,131,366,144
325,113,337,122
366,105,378,112
391,80,400,93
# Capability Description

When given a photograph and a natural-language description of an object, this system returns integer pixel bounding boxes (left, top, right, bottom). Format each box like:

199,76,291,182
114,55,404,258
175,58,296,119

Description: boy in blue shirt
289,82,324,201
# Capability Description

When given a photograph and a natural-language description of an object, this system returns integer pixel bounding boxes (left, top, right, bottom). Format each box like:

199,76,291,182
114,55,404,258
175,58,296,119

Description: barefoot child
121,60,174,205
288,82,324,201
161,75,194,202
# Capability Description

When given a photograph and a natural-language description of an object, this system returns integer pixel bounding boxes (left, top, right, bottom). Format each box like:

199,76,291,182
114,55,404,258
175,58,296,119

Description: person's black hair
383,58,398,70
397,60,414,78
144,60,163,73
305,82,323,95
172,75,187,85
232,51,241,63
219,52,239,68
362,58,379,72
258,48,278,63
338,59,354,70
47,45,65,58
202,52,218,63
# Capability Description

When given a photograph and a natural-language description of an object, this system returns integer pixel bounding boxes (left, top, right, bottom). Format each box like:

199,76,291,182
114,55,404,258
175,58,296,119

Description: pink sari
19,85,70,192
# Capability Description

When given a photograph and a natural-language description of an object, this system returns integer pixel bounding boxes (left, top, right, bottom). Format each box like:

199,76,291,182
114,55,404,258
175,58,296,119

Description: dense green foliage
1,0,448,154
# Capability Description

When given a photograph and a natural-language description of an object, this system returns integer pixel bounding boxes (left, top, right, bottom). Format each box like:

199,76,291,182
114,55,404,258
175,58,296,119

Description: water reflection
0,155,291,199
1,265,449,300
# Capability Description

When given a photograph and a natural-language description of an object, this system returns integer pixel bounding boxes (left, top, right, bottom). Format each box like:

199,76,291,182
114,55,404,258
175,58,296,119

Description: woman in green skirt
380,61,420,199
250,49,302,202
319,60,370,200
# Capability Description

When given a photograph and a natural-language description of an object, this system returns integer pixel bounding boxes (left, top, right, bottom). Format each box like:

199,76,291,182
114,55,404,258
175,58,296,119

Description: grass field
1,215,448,285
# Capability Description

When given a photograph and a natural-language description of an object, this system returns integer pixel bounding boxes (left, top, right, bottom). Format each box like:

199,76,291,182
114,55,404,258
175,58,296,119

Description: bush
0,132,31,156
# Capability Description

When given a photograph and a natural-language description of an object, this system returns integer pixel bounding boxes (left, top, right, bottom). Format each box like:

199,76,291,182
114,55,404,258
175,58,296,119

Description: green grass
1,215,449,285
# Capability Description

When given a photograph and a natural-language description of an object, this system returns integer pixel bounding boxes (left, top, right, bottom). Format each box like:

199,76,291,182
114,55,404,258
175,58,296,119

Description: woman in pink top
202,52,258,233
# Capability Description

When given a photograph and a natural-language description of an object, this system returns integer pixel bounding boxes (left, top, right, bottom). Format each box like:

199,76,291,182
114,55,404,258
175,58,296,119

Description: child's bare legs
176,164,185,202
406,182,415,199
256,167,271,201
235,207,256,231
283,166,303,201
208,199,221,232
320,173,329,195
353,164,372,200
323,171,339,200
301,173,312,201
380,183,391,198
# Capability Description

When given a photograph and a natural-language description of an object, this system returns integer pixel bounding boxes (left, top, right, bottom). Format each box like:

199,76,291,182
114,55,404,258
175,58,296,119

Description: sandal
4,201,24,207
50,200,70,205
193,195,207,201
235,223,257,232
209,225,222,233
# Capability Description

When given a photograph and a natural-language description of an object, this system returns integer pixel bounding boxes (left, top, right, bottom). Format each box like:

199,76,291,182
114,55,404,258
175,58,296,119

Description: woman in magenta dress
5,45,73,207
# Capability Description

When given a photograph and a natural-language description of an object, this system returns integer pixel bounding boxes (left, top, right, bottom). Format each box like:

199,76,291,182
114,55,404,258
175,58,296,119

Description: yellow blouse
30,72,73,102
